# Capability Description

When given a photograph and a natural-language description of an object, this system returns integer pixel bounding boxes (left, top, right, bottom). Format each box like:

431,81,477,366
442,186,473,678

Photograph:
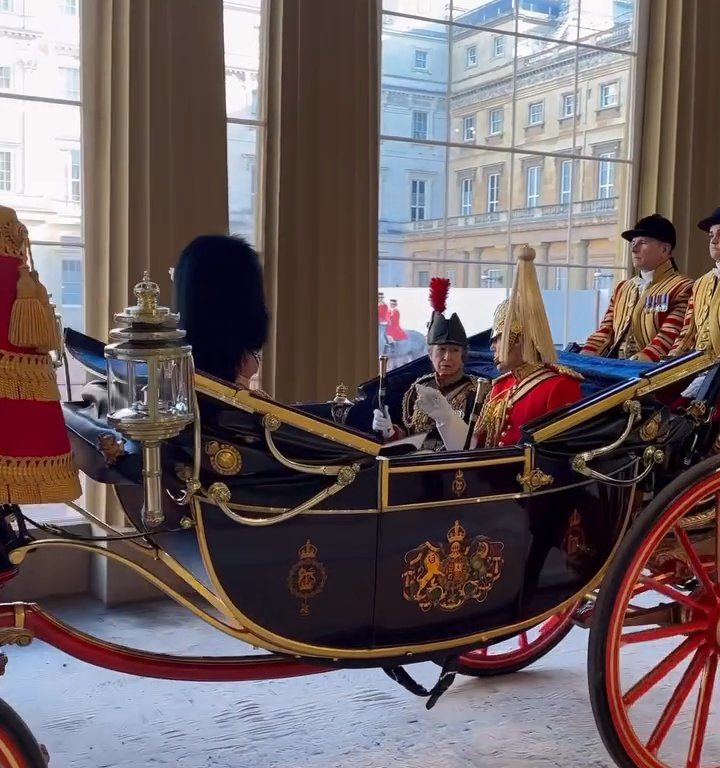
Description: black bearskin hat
174,235,269,383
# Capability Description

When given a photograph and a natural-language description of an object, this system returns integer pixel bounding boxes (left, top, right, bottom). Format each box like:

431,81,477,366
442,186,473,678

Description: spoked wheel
0,698,48,767
589,455,720,768
455,604,577,677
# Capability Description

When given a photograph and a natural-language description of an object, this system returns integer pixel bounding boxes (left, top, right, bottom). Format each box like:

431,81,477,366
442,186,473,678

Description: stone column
534,242,550,289
571,239,589,290
469,246,483,287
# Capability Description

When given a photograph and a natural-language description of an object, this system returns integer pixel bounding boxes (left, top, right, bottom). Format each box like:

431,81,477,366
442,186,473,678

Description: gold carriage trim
0,350,60,402
0,451,81,505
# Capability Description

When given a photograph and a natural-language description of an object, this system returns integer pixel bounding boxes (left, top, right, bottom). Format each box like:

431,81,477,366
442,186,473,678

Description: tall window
60,0,78,14
412,110,428,140
414,50,428,70
65,148,81,202
488,108,502,135
0,66,11,90
0,150,11,191
0,0,12,11
526,166,541,208
61,258,82,305
410,179,427,221
224,1,267,245
61,67,80,101
462,115,475,142
598,154,616,199
559,160,572,204
379,1,645,351
487,173,500,213
460,177,473,216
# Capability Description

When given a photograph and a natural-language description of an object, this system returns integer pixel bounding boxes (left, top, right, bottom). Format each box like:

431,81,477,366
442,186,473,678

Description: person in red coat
0,205,81,504
378,292,389,325
417,245,583,450
386,298,408,341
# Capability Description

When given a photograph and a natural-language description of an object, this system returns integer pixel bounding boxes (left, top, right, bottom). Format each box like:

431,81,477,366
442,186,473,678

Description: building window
460,177,473,216
0,151,12,191
600,82,619,108
593,270,614,290
528,101,544,126
492,36,504,57
410,179,427,221
483,269,503,287
559,159,572,204
562,93,575,118
462,115,475,142
554,269,568,291
414,50,428,70
488,108,503,135
446,267,456,285
60,0,78,13
61,259,82,305
598,153,615,199
487,173,500,213
65,149,81,202
61,67,80,101
526,165,541,208
417,269,430,287
412,110,428,140
0,0,13,11
0,66,11,90
466,46,477,68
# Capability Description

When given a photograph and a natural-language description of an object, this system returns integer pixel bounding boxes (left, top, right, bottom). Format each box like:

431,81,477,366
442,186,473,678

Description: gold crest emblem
402,520,504,612
451,469,467,497
205,441,243,476
561,509,592,563
287,539,327,616
639,412,662,442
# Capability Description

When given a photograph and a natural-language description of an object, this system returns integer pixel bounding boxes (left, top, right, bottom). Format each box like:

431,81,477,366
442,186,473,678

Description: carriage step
383,658,458,709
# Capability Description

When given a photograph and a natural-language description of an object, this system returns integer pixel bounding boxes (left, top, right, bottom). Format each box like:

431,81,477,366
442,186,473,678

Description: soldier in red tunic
377,292,389,325
417,245,583,450
386,298,408,342
0,205,81,505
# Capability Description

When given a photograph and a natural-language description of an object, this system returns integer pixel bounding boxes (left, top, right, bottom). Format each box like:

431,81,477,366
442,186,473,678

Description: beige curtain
638,0,720,278
262,0,379,403
82,0,229,526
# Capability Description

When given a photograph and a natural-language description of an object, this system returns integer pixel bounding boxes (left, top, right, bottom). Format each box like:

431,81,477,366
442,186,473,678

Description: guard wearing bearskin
0,205,81,506
581,214,692,362
418,246,583,450
670,206,720,357
372,278,490,450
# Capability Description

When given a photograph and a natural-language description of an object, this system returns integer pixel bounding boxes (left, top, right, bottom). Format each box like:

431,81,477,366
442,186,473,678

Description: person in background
581,214,692,362
378,292,389,325
386,298,408,343
418,246,583,450
372,278,490,450
173,234,269,389
670,206,720,357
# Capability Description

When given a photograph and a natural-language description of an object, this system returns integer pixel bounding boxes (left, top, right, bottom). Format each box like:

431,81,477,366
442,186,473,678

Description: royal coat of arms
287,539,327,616
402,520,504,612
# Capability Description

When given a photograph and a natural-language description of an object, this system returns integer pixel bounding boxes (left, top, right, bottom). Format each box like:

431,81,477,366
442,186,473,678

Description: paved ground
0,597,703,768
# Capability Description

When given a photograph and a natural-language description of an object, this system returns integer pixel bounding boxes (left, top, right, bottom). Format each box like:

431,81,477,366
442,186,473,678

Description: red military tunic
473,363,583,448
378,301,389,324
386,307,408,341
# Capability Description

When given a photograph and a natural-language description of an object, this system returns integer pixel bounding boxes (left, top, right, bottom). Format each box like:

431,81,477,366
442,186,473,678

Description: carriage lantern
104,272,194,529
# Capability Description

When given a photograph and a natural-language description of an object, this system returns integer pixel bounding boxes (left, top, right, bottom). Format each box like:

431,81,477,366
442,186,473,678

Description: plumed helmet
426,277,467,346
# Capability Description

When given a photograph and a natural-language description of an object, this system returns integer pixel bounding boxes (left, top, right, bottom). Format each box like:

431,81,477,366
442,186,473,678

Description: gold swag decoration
499,244,557,366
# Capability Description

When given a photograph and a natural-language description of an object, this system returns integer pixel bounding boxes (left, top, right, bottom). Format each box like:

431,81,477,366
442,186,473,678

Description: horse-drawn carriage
1,280,720,768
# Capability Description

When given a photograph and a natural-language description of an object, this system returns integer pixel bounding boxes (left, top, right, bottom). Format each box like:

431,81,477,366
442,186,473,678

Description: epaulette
550,364,584,381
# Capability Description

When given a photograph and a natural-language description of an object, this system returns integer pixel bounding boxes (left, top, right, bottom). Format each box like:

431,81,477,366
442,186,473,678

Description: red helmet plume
428,277,450,314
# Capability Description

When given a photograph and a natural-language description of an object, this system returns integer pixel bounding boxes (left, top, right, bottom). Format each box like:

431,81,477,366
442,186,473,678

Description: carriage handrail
571,446,664,487
570,399,642,474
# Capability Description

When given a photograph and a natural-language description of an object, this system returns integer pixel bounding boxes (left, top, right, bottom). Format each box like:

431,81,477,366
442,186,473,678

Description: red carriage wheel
454,604,577,677
589,456,720,768
0,699,48,767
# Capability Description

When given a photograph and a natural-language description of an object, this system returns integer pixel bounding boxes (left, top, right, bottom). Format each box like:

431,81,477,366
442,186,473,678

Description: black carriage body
60,329,717,664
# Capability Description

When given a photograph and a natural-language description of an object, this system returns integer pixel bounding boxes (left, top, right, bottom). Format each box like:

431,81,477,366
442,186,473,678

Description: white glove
372,406,394,439
416,385,469,451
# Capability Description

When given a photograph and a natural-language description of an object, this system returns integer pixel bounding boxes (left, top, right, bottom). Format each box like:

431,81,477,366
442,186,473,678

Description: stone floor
0,597,708,768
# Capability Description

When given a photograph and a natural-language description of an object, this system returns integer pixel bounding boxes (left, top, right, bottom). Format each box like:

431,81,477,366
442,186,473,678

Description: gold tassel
9,266,57,352
0,451,81,505
500,244,557,366
0,351,60,401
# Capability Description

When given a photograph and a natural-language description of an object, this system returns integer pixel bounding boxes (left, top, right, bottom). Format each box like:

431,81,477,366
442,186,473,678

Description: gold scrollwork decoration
262,414,281,432
517,468,554,492
287,539,327,616
639,412,663,442
205,441,243,476
207,482,232,505
0,628,33,648
96,433,125,466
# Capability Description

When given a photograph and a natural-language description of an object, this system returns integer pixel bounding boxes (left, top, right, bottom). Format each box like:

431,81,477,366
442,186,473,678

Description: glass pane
383,0,451,22
227,124,260,246
450,28,514,149
0,0,80,101
567,265,627,345
381,17,450,141
224,0,263,120
578,0,637,51
0,99,82,238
